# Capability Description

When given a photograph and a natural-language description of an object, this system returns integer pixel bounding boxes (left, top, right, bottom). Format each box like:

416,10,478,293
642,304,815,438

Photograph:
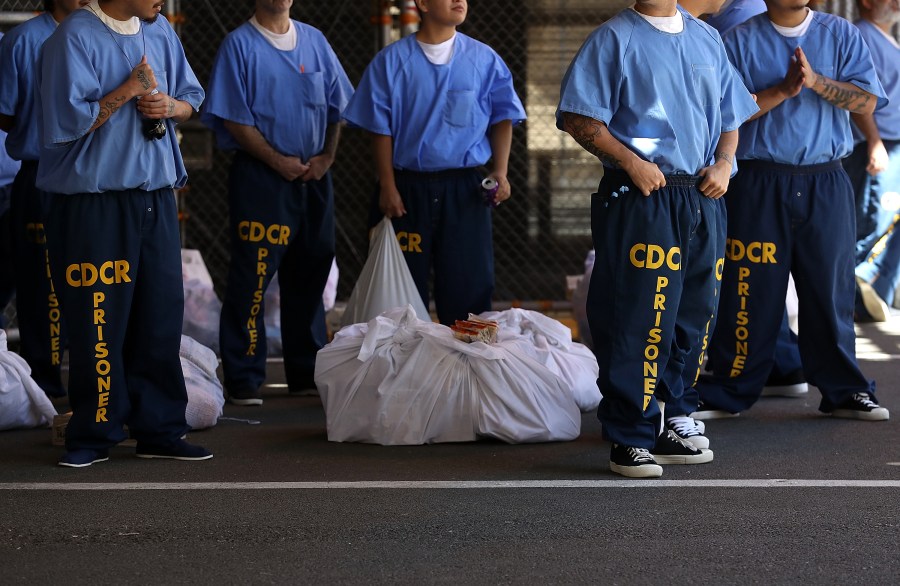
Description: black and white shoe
651,429,714,465
666,415,709,450
828,392,890,421
609,444,663,478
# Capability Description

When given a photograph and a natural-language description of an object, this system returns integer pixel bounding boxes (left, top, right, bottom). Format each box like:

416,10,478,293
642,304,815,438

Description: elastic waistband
394,167,480,182
738,159,843,175
602,167,702,188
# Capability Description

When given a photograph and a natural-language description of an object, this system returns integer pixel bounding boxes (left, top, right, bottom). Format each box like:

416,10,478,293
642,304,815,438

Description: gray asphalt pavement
1,320,899,584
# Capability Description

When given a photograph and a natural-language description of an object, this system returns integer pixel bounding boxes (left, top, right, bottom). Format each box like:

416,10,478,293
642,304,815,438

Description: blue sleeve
39,30,101,146
717,41,758,131
837,24,889,111
163,23,204,111
487,52,526,126
201,36,255,128
556,27,622,130
342,51,393,136
324,42,354,125
0,33,18,117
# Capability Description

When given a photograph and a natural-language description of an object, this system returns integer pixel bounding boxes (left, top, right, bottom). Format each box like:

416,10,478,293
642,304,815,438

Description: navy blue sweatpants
10,161,67,397
219,152,334,394
590,169,722,449
698,160,875,413
369,168,493,326
45,188,189,450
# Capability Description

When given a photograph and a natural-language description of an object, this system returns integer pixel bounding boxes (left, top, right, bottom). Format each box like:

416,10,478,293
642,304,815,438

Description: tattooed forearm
91,96,126,130
715,151,733,167
816,74,872,113
167,98,176,117
563,113,622,167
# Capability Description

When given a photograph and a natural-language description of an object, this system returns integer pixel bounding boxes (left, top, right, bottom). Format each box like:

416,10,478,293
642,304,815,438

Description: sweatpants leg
279,173,335,388
788,166,876,409
590,170,716,449
699,167,794,413
10,162,66,397
665,197,726,418
220,153,312,394
431,170,493,325
45,189,188,450
121,190,191,443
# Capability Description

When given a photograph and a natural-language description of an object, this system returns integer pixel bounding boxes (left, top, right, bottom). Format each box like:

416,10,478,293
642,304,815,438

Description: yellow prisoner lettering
726,239,777,264
66,261,131,287
238,221,290,245
396,231,423,253
629,244,681,270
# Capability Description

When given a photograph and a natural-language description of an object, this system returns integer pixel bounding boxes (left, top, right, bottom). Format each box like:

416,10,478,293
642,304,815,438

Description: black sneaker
651,429,714,464
666,416,709,450
226,387,263,406
58,448,109,468
136,439,213,461
609,444,663,478
828,392,890,421
762,368,808,397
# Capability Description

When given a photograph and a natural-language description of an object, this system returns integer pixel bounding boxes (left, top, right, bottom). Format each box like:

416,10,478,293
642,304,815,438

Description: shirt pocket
443,89,475,128
295,71,327,110
691,64,718,107
154,71,168,96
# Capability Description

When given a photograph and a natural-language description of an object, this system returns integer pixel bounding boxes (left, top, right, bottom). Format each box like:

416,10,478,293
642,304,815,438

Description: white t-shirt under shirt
249,15,297,51
417,33,455,65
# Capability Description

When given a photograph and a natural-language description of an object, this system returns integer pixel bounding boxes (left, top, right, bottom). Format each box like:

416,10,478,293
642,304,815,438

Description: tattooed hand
129,55,157,98
136,91,179,120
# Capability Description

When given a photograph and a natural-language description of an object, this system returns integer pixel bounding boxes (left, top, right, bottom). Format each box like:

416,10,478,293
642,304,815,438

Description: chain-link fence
1,0,896,330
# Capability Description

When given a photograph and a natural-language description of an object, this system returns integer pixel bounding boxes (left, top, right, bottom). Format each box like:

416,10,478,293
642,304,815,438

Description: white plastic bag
180,335,225,430
316,306,583,445
572,249,595,349
340,217,430,328
0,330,57,430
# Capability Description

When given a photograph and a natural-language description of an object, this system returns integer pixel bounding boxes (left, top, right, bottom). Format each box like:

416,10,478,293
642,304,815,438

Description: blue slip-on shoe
58,448,109,468
136,439,213,461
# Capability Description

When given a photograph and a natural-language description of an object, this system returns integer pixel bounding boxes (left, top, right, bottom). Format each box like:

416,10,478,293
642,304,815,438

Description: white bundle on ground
478,308,601,412
316,306,583,445
180,335,225,430
0,330,57,430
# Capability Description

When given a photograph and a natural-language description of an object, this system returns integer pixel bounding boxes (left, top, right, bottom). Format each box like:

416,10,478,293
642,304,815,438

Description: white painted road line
2,480,900,490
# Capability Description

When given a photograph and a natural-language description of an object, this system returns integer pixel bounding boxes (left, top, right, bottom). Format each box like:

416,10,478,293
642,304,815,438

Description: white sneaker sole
830,407,890,421
652,449,714,465
857,279,890,322
58,456,109,468
761,383,808,397
610,462,663,478
690,410,739,421
226,396,263,406
136,453,214,461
